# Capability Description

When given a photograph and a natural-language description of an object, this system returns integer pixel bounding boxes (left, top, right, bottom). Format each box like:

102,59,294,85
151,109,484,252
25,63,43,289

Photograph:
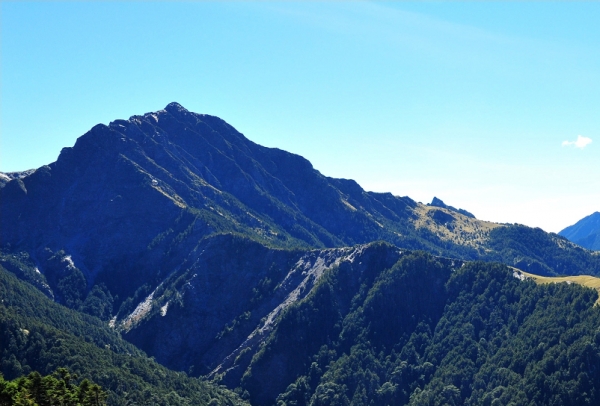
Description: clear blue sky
1,1,598,233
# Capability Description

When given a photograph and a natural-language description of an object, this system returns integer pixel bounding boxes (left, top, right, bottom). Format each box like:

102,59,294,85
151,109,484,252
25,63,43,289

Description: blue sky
1,1,598,232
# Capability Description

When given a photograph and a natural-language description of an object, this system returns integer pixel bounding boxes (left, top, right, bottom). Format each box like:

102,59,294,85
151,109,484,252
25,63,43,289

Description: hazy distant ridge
560,212,600,251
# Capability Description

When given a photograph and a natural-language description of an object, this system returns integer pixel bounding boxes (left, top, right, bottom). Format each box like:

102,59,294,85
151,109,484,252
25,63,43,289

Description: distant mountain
560,212,600,251
0,101,597,330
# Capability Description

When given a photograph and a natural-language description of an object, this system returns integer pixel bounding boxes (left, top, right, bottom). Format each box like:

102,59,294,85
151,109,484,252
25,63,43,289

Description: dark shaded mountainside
1,103,600,405
560,212,600,251
0,260,247,406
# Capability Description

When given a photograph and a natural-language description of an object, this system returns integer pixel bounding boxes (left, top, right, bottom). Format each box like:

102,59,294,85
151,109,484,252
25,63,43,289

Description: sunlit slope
515,269,600,305
412,203,500,249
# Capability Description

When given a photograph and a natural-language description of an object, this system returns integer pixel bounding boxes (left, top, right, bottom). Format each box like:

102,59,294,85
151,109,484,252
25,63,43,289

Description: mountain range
560,212,600,251
1,103,600,405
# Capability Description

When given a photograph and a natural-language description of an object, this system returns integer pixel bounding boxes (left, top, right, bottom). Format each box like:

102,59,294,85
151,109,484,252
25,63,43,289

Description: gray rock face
121,234,302,375
0,103,440,378
119,238,405,390
559,212,600,251
0,170,35,189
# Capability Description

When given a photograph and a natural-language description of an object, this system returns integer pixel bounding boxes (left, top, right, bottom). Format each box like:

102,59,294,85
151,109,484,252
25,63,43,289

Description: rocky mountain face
119,239,403,379
2,103,600,404
1,102,433,301
560,212,600,251
0,170,35,189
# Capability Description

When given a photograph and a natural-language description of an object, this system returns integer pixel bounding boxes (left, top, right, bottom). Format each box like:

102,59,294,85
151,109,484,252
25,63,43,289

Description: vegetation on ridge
0,368,106,406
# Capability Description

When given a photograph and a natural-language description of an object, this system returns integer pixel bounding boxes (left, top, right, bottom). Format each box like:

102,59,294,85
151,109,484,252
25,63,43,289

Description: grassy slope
412,203,500,249
517,269,600,306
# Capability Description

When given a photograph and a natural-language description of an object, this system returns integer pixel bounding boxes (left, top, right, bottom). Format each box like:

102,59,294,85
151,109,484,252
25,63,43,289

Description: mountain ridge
560,212,600,251
1,102,598,308
2,103,600,405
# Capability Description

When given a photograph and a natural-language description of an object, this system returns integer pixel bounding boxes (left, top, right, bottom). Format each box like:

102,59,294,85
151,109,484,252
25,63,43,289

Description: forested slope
0,264,247,406
234,251,600,405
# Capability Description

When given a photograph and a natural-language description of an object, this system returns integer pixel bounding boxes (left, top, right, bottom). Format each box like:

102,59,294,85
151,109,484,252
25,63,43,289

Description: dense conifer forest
1,368,106,406
240,251,600,405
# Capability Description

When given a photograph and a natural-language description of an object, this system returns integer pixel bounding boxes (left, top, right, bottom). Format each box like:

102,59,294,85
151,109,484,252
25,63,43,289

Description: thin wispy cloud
562,135,592,149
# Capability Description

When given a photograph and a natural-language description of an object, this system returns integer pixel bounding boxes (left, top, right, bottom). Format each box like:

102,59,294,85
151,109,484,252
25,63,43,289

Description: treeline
0,368,106,406
236,250,600,405
485,225,600,276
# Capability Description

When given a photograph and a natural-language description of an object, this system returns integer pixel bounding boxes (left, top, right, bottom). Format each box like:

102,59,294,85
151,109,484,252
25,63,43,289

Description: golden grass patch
514,268,600,306
411,203,500,248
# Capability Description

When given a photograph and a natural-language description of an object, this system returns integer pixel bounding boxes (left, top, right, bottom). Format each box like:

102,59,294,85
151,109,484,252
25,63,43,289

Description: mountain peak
430,197,446,208
429,196,475,219
164,102,188,115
